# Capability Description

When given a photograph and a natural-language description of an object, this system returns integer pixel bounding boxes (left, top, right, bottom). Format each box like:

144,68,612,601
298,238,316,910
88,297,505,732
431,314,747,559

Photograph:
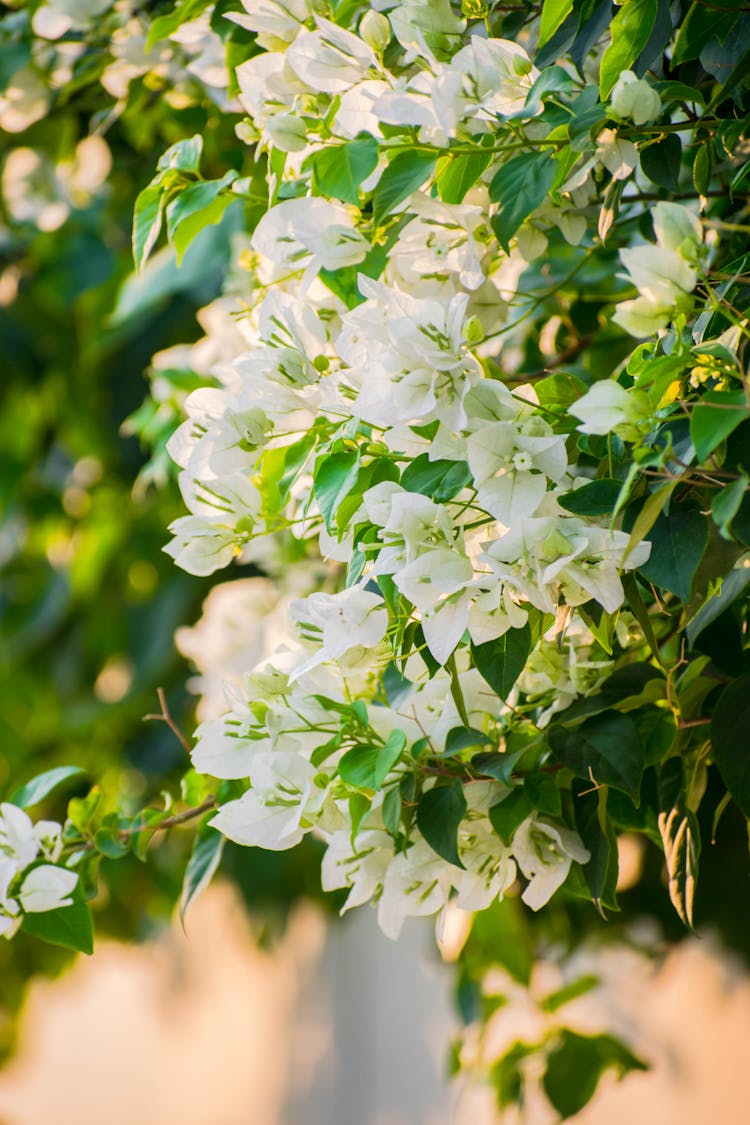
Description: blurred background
3,3,750,1121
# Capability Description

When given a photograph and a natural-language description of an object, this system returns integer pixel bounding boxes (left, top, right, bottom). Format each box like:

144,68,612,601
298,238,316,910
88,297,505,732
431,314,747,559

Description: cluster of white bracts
0,803,77,940
161,2,702,936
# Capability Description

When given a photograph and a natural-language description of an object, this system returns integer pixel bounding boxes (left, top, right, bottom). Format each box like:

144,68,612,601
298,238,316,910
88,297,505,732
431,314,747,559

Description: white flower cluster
0,803,77,939
157,1,699,936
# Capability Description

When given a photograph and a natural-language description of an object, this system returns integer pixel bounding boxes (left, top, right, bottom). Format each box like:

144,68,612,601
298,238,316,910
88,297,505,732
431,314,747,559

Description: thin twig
144,687,192,755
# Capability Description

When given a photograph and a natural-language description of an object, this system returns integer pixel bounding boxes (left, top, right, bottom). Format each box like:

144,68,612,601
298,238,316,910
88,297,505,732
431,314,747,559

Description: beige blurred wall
0,886,748,1125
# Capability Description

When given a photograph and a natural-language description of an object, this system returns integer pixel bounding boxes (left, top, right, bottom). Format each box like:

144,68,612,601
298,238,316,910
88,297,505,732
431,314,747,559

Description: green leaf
416,781,467,867
558,478,621,516
166,172,239,263
436,149,491,204
539,0,575,49
543,1030,648,1117
156,135,203,176
549,711,645,802
180,825,224,925
313,450,360,533
310,136,379,205
599,0,658,99
401,455,472,502
338,731,406,790
712,473,749,539
146,0,212,49
690,389,749,462
372,150,436,226
687,564,750,647
711,672,750,817
640,134,682,192
489,789,533,843
22,894,94,956
489,152,557,253
132,181,165,272
637,508,708,603
573,786,619,913
471,624,532,700
443,726,491,755
10,767,86,809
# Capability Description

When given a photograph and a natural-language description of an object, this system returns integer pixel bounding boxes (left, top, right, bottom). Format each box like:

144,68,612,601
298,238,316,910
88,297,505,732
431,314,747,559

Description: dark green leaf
640,134,682,192
22,895,94,956
690,389,749,462
10,767,86,809
543,1030,648,1117
310,136,379,205
573,785,619,913
372,150,436,225
711,672,750,817
489,152,557,252
471,625,532,700
489,789,533,843
338,731,406,790
637,508,708,603
558,478,622,516
401,455,472,502
549,711,645,802
180,825,224,925
444,726,491,755
416,781,467,867
599,0,658,99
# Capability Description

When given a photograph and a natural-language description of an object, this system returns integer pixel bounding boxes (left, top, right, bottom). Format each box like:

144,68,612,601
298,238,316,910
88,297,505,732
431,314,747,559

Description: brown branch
143,687,192,755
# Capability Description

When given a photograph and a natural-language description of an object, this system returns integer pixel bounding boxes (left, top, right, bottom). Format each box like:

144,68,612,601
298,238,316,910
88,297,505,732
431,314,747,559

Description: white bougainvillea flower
18,865,78,913
251,197,369,284
338,279,481,428
378,836,454,939
167,387,271,479
32,0,112,39
430,37,539,135
455,818,516,912
569,380,652,436
512,815,590,911
285,17,378,93
226,0,317,50
321,827,395,912
384,193,489,292
211,751,342,849
610,70,662,126
290,587,389,673
0,803,41,869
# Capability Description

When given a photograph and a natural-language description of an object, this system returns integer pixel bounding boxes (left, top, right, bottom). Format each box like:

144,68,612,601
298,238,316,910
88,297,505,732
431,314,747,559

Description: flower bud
359,10,390,53
610,70,661,126
462,315,484,345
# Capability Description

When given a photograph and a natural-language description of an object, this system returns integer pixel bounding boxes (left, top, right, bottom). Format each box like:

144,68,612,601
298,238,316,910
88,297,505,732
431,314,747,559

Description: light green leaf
711,473,749,539
538,0,574,48
180,826,224,925
310,136,379,205
147,1,213,50
338,731,406,790
436,149,491,204
599,0,659,99
313,450,360,534
10,767,86,810
166,171,239,263
132,181,165,272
